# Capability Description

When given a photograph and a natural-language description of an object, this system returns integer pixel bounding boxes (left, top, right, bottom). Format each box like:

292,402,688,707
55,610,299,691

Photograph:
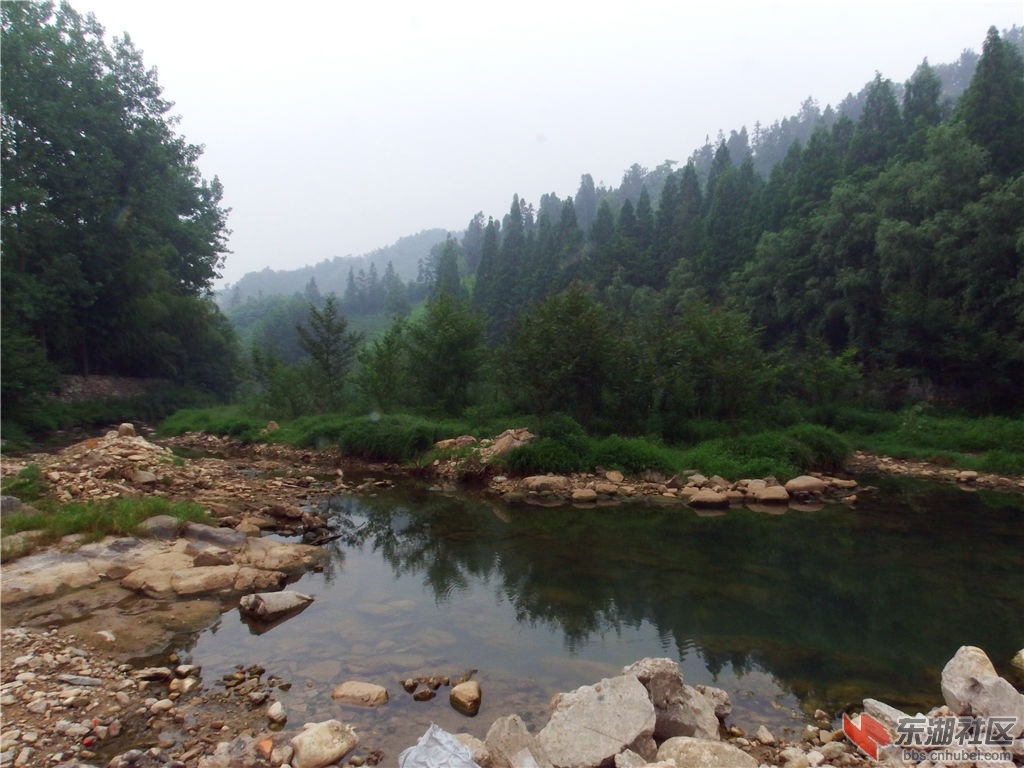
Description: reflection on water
181,477,1024,756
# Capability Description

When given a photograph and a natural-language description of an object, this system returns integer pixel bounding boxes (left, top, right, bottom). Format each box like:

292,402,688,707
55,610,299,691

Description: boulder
656,736,758,768
238,590,314,621
117,422,137,437
694,684,732,720
236,536,322,572
331,680,388,707
863,698,912,735
485,714,553,768
784,475,827,494
623,658,720,741
537,674,656,768
1013,649,1024,673
571,488,597,503
184,521,247,550
941,645,1024,737
523,475,570,493
754,484,790,503
289,719,358,768
171,565,240,596
688,489,729,509
450,680,482,717
137,515,180,540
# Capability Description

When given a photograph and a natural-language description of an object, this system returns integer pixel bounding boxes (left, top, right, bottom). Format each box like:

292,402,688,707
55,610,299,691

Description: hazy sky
75,1,1022,286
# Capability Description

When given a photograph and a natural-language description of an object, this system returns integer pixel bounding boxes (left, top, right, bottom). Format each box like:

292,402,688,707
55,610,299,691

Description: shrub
784,424,849,472
336,414,446,462
0,464,48,502
588,435,676,475
504,437,590,476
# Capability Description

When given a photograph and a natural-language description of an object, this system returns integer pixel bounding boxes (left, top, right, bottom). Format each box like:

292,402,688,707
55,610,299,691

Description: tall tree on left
1,1,236,406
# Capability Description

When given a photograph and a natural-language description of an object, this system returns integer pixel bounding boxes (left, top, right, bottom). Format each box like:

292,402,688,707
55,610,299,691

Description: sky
74,1,1023,287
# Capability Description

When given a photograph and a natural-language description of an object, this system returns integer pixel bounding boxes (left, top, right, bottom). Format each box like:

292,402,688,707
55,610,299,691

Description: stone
941,646,1024,737
171,565,240,596
267,701,287,725
238,590,314,621
485,714,553,768
454,734,491,768
1013,648,1024,673
755,484,790,503
132,470,158,484
289,719,358,768
523,475,570,493
784,475,827,494
694,684,732,720
862,698,912,735
957,470,979,483
331,681,389,707
623,658,719,741
656,736,758,768
688,489,729,508
571,488,597,503
236,536,322,572
136,515,180,540
756,724,776,744
605,470,625,483
117,423,137,437
450,680,481,716
184,522,247,549
537,675,656,768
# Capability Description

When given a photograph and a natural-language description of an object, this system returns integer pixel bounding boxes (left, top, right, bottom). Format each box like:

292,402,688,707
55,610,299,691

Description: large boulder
656,736,758,768
523,475,571,493
331,681,389,707
239,590,314,621
941,646,1024,737
784,475,827,495
623,658,720,740
537,675,656,768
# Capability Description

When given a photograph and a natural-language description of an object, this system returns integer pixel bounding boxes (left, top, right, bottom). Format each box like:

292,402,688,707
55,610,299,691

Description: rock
236,536,322,572
137,515,180,540
941,646,1024,737
172,565,240,596
656,736,758,768
694,684,732,720
755,485,790,503
238,590,314,621
450,680,481,717
571,488,597,503
485,714,553,768
132,469,158,484
688,489,729,508
862,698,912,734
0,495,24,517
117,423,137,437
523,475,570,493
267,701,287,725
1013,649,1024,673
184,522,247,550
331,681,388,707
755,724,776,744
957,470,979,483
784,475,827,494
289,719,358,768
605,470,625,483
454,734,492,768
537,675,656,768
623,658,720,741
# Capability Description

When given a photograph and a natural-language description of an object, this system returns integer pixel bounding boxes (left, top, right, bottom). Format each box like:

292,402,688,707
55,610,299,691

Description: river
176,475,1024,756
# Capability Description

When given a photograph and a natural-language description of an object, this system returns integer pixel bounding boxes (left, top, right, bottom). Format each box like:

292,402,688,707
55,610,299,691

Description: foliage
333,414,452,463
156,406,269,442
295,295,363,411
587,435,677,475
503,437,590,476
1,2,233,400
0,464,48,502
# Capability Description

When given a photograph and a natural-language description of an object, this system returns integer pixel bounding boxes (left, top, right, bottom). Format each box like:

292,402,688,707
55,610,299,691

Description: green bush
0,464,48,502
504,437,590,475
157,407,268,442
784,424,849,472
588,435,676,475
336,414,448,462
978,449,1024,476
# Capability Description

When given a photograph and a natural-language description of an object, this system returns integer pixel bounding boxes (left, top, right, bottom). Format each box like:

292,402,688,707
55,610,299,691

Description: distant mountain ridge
218,228,450,303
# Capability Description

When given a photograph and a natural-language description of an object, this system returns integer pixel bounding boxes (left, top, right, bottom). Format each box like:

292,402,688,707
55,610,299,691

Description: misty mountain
217,228,449,305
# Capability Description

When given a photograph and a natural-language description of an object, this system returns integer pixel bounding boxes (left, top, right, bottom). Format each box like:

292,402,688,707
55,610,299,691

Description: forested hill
218,228,449,305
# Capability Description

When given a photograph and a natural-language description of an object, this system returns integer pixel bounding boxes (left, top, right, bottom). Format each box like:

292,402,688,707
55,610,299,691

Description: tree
955,26,1024,178
405,294,484,415
295,295,363,411
1,1,232,393
574,174,598,234
502,283,613,425
355,318,409,411
845,73,903,172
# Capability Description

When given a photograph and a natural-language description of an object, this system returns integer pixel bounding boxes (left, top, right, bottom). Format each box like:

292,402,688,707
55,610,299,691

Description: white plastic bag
397,723,481,768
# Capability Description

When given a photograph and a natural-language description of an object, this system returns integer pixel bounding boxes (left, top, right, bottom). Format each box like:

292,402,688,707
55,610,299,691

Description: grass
847,408,1024,476
1,496,212,560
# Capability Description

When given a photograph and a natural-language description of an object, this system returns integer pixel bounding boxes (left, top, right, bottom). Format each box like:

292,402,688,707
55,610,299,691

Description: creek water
177,475,1024,757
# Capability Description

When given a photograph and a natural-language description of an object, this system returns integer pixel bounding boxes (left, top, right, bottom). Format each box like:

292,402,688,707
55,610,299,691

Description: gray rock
695,684,732,720
941,645,1024,736
485,714,553,768
537,674,656,768
862,698,912,735
0,495,24,517
623,657,720,741
137,515,180,540
656,736,758,768
184,522,246,549
239,590,314,621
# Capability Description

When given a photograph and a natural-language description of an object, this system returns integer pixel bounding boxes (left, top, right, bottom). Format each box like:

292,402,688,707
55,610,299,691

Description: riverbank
2,427,1023,766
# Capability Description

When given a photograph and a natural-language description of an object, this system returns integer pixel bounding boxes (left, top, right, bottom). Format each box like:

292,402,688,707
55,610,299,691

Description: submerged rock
238,590,314,621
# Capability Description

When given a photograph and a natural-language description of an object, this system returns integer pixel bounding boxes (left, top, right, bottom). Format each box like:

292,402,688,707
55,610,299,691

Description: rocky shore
3,425,1023,767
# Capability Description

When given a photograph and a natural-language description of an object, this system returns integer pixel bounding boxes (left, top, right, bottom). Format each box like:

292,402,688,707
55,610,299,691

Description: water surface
179,476,1024,755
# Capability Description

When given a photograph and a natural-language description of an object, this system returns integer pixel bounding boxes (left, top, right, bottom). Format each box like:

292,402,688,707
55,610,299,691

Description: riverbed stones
484,714,553,768
656,736,759,768
623,658,721,741
523,475,571,493
784,475,827,495
289,719,358,768
688,489,729,508
755,484,790,503
331,681,389,707
537,674,656,767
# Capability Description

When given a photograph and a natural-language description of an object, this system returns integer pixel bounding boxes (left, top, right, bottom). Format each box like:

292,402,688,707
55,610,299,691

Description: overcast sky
75,1,1021,286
